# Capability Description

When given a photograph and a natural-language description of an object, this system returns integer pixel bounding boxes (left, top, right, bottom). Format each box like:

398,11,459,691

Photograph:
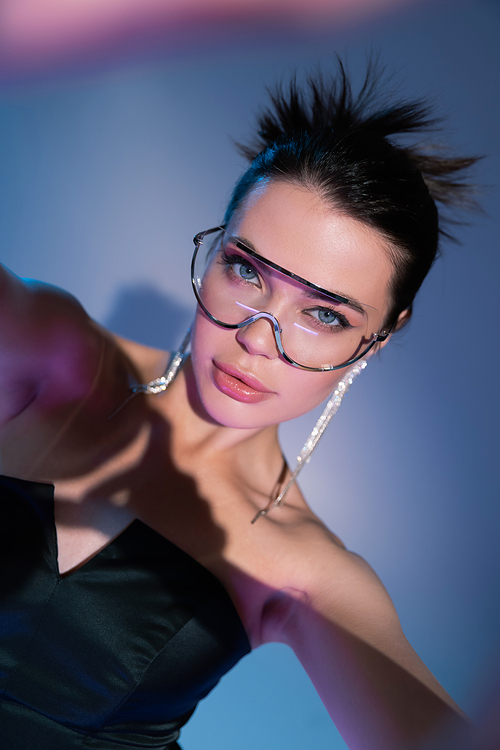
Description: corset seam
98,594,217,727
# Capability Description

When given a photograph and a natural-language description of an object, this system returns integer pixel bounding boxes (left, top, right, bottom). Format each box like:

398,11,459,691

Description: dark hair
225,59,479,329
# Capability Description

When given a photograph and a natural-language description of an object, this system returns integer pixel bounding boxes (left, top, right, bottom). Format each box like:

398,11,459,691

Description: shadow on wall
105,284,194,352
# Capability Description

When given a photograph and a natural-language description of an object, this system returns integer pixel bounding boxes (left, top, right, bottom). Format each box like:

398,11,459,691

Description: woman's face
190,179,394,430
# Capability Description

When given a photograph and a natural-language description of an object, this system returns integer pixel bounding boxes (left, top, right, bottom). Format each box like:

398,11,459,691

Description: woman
0,63,478,749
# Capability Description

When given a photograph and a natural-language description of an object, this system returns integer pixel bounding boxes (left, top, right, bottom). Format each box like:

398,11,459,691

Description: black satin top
0,474,251,749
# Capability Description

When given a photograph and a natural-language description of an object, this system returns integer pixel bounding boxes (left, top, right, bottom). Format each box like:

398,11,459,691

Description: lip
212,360,274,403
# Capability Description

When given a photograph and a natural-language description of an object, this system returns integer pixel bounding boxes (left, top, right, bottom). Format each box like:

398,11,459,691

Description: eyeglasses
191,227,391,372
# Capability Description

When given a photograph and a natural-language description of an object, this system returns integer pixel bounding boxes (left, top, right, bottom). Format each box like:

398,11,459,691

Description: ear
367,308,410,358
393,307,411,332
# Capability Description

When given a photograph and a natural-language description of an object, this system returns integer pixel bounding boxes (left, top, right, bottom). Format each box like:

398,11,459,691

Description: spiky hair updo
224,58,479,329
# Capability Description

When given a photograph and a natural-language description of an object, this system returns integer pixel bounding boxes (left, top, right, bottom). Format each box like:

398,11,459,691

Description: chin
200,386,281,430
199,377,331,431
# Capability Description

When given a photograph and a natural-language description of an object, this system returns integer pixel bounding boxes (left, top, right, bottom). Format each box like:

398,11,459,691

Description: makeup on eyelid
223,240,371,320
220,249,363,332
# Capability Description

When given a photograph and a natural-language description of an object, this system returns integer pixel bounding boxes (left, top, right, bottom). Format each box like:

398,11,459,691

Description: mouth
212,360,274,403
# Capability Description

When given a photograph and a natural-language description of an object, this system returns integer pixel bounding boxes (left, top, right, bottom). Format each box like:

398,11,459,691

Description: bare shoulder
0,269,103,422
260,510,399,645
257,506,467,726
110,333,170,384
0,265,168,428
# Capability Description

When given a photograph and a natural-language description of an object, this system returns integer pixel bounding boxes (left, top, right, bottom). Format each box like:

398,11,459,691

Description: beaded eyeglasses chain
119,328,367,524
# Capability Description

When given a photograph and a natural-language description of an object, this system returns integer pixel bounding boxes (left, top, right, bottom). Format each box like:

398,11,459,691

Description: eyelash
306,308,352,332
219,251,352,332
220,251,262,286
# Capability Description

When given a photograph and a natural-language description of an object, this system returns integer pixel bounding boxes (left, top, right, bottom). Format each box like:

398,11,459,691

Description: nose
235,315,281,360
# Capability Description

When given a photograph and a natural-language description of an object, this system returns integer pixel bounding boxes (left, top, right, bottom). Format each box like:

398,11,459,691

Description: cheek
275,369,349,423
190,309,222,370
189,312,215,385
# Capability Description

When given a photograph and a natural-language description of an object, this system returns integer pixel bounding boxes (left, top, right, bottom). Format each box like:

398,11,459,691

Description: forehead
227,180,394,318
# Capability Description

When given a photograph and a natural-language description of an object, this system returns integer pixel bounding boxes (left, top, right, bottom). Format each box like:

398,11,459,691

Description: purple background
1,0,498,746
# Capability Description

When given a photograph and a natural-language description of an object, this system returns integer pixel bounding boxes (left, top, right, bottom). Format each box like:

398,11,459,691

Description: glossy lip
213,360,275,395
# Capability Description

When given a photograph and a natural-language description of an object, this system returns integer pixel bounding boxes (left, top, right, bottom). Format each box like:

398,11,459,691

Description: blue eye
307,306,351,331
236,262,258,282
317,308,340,325
220,252,261,286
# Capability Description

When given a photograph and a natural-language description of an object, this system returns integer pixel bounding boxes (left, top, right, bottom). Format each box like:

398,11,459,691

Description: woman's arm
0,262,102,427
262,533,467,750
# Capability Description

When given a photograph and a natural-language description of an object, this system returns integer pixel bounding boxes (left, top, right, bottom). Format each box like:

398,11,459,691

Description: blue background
0,0,498,746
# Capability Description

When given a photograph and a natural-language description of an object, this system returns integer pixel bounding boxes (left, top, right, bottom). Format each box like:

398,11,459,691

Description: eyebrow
231,233,370,318
301,287,367,316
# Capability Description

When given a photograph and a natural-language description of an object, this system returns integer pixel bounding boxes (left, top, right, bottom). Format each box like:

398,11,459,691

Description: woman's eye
235,261,259,282
308,307,351,330
221,252,261,285
316,308,340,325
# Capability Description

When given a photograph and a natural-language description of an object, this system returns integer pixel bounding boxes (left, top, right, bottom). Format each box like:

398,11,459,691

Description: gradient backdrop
0,0,498,747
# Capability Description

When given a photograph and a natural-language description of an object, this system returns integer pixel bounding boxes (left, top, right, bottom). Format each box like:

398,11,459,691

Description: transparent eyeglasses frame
191,226,392,372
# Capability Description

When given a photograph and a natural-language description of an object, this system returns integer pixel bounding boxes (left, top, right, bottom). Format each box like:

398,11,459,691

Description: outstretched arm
262,536,467,749
0,262,102,427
